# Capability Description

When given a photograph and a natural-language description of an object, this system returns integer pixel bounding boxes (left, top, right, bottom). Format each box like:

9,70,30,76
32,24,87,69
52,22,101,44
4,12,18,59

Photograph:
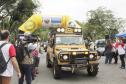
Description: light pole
106,26,111,39
92,30,96,42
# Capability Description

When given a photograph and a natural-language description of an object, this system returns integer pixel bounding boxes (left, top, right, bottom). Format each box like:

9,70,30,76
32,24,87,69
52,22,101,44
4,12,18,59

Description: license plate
75,60,87,64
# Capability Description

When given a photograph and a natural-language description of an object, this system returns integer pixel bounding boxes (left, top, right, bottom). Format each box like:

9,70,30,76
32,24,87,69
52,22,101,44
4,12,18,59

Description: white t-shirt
0,41,14,77
117,45,125,55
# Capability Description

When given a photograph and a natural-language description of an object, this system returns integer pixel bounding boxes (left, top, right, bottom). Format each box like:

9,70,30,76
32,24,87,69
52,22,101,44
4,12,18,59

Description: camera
17,34,38,43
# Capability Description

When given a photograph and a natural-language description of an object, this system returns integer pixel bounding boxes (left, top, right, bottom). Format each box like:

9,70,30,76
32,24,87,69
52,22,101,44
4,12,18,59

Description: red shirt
9,44,16,57
115,42,124,48
32,50,38,57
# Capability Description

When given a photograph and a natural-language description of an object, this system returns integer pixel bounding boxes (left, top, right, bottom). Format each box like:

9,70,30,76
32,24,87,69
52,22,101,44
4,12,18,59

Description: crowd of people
0,30,42,84
104,38,126,69
0,29,126,84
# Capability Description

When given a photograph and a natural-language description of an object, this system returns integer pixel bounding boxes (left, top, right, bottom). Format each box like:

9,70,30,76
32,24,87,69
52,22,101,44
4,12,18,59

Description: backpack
32,49,38,57
0,43,10,74
15,44,30,64
15,44,25,64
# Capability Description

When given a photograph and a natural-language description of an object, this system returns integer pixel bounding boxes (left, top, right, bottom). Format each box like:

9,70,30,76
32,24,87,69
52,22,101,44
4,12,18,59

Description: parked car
95,39,106,56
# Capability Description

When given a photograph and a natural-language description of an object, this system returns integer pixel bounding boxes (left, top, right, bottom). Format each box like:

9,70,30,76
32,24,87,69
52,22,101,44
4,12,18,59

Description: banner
19,14,42,33
19,14,71,33
42,15,71,28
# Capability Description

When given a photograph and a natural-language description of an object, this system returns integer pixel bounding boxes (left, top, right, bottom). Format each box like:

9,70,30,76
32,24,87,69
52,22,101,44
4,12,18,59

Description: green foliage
0,0,17,18
0,0,39,44
12,0,38,22
33,28,50,41
0,0,18,31
0,0,39,36
82,7,125,41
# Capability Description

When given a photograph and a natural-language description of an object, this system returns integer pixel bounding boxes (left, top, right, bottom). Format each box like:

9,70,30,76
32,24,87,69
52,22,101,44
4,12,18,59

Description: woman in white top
115,39,125,69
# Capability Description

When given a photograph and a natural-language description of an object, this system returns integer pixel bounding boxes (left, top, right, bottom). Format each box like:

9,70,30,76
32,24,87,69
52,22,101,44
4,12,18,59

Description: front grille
70,54,88,64
58,51,89,64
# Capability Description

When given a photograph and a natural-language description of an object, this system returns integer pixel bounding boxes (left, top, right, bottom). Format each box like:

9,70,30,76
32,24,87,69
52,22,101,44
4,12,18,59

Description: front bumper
57,51,98,65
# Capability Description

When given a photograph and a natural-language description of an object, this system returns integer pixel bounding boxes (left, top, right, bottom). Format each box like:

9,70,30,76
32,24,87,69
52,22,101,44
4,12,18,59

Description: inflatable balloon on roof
18,14,72,33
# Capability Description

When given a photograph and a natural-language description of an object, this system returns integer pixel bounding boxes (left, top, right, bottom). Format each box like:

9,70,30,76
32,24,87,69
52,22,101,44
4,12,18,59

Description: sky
38,0,126,22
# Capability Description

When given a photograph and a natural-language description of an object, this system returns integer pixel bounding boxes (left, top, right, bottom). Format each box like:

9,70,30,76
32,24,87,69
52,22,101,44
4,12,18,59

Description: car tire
87,65,98,76
46,53,52,68
53,59,61,79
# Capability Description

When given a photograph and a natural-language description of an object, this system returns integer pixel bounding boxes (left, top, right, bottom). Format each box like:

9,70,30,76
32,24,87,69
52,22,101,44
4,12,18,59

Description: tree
0,0,39,43
83,7,126,41
0,0,38,33
0,0,17,19
10,0,38,32
0,0,19,31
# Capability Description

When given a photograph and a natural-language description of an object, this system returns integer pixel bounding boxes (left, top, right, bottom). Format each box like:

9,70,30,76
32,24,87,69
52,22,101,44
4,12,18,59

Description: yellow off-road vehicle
46,27,99,79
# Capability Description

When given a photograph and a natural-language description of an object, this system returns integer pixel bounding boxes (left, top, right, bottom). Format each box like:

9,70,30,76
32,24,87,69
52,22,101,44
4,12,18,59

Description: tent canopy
115,33,126,37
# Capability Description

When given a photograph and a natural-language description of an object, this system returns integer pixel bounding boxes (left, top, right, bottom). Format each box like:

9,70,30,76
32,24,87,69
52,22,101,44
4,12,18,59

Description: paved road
12,52,126,84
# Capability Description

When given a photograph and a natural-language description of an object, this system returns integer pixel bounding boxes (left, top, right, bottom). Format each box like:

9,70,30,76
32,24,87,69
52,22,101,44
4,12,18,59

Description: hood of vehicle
55,45,88,52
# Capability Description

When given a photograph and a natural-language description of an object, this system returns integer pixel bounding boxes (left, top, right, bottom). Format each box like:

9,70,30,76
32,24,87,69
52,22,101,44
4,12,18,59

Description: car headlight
63,55,68,60
74,29,82,32
89,54,94,59
57,28,60,32
44,44,46,48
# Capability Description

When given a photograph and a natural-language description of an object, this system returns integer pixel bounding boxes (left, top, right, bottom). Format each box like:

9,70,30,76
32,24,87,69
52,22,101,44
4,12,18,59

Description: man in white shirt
0,30,21,84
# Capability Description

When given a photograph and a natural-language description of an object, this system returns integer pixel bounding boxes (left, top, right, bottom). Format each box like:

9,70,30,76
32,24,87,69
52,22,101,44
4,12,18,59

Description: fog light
85,52,88,54
72,52,77,55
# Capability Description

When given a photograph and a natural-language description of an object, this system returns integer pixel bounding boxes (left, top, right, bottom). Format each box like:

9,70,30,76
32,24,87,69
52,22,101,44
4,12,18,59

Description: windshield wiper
57,43,67,45
69,43,78,45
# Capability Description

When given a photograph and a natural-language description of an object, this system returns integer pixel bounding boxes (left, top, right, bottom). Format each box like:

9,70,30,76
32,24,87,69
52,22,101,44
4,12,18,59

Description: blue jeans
19,64,32,84
105,53,113,64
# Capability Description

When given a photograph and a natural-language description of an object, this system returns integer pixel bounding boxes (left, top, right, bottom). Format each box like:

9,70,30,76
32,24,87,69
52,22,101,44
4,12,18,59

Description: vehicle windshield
56,36,84,45
97,42,106,47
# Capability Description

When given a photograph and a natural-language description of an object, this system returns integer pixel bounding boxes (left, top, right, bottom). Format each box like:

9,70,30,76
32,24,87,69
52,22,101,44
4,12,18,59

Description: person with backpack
18,42,33,84
0,30,21,84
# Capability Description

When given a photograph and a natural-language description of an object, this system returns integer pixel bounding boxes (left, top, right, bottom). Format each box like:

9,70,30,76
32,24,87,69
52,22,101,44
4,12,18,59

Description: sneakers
114,62,118,64
120,66,125,69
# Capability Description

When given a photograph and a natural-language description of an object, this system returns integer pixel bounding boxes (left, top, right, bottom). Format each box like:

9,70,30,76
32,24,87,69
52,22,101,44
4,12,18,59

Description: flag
19,14,42,33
